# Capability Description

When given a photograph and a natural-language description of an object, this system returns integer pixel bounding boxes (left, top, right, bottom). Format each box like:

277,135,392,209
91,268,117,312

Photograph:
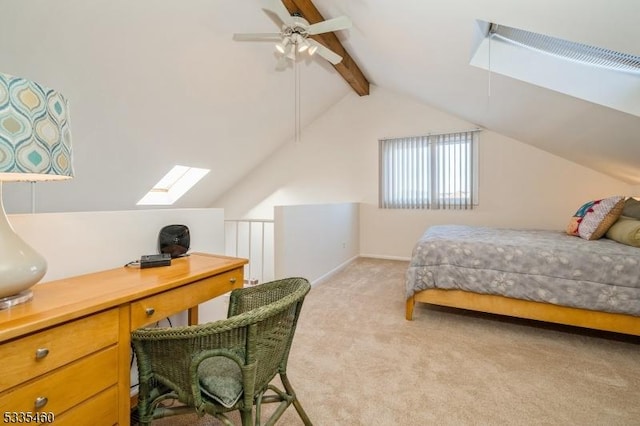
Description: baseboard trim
359,254,411,261
311,256,359,286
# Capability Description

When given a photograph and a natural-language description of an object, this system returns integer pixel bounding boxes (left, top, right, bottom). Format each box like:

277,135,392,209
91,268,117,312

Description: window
379,131,478,209
137,165,210,206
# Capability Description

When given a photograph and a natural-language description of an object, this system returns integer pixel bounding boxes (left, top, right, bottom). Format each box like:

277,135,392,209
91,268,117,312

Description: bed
405,225,640,336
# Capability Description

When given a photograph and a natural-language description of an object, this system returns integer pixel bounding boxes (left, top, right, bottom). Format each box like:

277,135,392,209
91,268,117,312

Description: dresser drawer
0,346,118,415
53,386,118,426
0,309,119,392
131,267,243,330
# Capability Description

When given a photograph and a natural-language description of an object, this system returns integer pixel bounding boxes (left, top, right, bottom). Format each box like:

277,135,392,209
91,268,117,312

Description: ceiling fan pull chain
294,48,301,144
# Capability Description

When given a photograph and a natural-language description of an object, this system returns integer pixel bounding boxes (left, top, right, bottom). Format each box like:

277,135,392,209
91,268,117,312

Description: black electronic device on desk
124,253,172,269
140,253,172,268
158,225,190,258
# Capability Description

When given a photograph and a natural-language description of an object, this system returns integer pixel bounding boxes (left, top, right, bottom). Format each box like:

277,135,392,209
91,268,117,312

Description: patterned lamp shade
0,72,74,181
0,73,74,305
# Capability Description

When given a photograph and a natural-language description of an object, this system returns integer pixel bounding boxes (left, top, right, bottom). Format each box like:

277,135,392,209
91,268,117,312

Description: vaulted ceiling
1,0,639,213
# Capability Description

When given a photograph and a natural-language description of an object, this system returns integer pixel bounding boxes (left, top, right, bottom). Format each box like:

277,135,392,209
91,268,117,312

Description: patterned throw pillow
566,196,625,240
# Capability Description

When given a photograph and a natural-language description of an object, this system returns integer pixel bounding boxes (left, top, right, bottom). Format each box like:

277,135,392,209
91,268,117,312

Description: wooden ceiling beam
281,0,370,96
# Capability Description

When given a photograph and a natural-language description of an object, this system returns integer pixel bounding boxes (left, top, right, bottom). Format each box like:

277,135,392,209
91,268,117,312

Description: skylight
137,165,210,206
469,20,640,117
489,23,640,74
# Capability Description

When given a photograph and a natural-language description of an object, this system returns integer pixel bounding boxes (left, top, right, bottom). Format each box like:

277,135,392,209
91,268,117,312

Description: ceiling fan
233,0,352,70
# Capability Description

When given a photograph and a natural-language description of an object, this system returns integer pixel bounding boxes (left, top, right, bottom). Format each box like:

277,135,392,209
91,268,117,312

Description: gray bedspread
405,225,640,316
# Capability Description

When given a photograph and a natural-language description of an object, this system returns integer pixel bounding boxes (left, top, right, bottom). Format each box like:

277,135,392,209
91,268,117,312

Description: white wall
361,128,633,258
9,208,224,281
9,208,228,323
274,203,359,284
214,86,632,259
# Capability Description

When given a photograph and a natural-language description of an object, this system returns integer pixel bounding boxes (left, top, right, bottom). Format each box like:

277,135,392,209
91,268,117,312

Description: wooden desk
0,253,247,425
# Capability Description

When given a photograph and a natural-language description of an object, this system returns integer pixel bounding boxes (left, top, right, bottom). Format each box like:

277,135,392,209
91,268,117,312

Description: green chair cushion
198,357,243,408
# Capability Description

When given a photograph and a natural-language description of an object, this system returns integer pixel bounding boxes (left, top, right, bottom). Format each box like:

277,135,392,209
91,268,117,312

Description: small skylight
137,165,210,206
469,20,640,117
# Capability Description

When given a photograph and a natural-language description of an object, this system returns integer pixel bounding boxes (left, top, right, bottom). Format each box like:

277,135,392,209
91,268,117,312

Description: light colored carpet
148,258,640,425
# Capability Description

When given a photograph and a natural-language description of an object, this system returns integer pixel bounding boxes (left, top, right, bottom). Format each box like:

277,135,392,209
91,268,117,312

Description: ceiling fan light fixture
275,37,290,54
285,44,296,60
298,39,310,53
233,0,351,67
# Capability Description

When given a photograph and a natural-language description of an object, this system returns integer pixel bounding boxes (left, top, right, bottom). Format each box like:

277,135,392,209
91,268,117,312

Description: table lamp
0,72,74,308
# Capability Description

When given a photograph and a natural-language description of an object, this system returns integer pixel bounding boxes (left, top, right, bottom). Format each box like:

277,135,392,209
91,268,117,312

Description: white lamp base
0,290,34,310
0,183,47,300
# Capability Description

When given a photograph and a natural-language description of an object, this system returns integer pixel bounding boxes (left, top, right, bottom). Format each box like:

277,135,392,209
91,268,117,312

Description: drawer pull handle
35,348,49,359
229,278,237,284
145,308,155,316
34,396,48,409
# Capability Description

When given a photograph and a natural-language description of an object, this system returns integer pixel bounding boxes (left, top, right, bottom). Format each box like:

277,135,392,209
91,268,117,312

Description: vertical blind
379,130,478,209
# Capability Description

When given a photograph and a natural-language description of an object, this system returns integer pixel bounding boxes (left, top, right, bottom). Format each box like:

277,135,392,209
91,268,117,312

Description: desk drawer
0,346,118,416
53,386,118,426
131,267,243,330
0,309,119,392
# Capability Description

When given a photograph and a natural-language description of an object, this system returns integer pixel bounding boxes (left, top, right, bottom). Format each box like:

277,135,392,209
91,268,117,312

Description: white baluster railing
224,219,275,286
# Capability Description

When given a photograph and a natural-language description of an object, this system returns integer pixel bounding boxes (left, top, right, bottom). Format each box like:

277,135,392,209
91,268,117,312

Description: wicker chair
131,277,312,426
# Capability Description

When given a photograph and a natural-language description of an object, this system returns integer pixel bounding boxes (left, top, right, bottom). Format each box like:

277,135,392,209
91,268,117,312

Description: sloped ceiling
1,0,639,214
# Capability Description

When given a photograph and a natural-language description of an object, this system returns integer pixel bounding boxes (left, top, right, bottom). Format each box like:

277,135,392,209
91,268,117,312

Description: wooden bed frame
406,289,640,336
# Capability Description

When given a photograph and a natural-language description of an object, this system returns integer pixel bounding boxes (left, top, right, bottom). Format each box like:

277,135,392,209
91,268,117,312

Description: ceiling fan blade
262,0,292,26
307,16,352,35
233,33,282,41
307,39,343,65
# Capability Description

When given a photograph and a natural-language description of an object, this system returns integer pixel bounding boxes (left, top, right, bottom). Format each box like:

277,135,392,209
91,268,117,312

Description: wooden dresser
0,253,247,425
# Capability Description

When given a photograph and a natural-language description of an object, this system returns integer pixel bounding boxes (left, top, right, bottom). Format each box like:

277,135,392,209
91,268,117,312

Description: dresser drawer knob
35,348,49,360
145,308,155,316
34,396,48,409
229,277,237,284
